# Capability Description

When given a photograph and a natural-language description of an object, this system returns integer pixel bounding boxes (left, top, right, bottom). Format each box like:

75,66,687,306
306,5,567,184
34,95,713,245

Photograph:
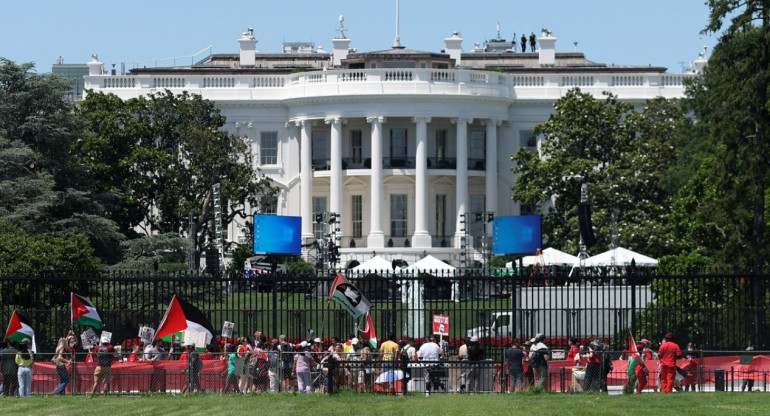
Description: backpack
97,346,112,367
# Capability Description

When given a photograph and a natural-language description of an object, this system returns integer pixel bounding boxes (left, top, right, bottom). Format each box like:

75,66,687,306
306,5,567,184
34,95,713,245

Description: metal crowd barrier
1,350,769,395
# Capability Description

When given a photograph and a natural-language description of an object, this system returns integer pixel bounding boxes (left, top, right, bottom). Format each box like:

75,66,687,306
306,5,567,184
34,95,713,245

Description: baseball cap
300,341,309,348
314,338,322,343
351,338,359,345
470,336,479,342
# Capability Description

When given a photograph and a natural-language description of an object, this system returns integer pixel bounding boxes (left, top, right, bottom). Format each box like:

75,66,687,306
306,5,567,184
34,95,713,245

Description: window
520,130,537,151
260,195,278,215
390,194,407,237
260,132,278,165
351,195,363,238
390,128,408,158
312,131,327,159
435,130,447,160
351,130,362,164
435,194,447,237
312,131,328,169
312,196,327,239
470,131,486,160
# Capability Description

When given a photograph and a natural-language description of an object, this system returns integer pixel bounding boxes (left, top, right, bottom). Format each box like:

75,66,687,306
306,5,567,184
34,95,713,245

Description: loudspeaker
578,203,597,247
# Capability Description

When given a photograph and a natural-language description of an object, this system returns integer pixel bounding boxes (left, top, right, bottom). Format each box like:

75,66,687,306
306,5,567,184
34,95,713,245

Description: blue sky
3,0,718,74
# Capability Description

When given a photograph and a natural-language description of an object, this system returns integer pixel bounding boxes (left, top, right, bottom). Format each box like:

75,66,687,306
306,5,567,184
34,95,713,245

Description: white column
453,118,472,247
299,120,313,240
412,116,431,248
327,118,343,218
367,116,386,248
484,119,499,235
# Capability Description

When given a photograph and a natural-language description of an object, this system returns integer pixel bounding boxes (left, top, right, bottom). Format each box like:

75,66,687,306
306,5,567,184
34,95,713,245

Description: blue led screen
492,215,542,256
253,214,302,255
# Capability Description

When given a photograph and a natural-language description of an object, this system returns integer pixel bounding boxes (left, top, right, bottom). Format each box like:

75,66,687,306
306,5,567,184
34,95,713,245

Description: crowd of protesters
0,329,748,396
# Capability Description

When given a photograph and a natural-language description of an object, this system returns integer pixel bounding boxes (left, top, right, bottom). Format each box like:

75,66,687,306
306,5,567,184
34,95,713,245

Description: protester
267,339,280,392
52,335,76,395
360,338,374,392
237,337,252,394
583,339,603,392
15,339,34,397
278,335,295,392
456,336,470,392
90,339,119,396
379,333,399,371
505,339,524,393
293,341,313,393
348,338,364,392
466,336,485,393
127,344,142,361
0,341,15,397
522,340,535,388
417,335,443,395
566,338,580,361
529,333,550,389
658,332,682,393
180,342,202,394
223,343,240,394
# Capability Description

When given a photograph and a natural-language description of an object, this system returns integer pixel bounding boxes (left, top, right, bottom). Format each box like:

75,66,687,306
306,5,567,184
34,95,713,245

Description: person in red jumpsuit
657,332,682,393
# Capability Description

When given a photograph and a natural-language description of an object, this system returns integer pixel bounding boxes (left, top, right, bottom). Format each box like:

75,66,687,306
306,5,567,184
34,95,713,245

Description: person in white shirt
417,335,444,395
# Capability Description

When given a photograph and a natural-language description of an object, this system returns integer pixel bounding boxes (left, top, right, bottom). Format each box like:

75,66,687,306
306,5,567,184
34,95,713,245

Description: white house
83,26,704,268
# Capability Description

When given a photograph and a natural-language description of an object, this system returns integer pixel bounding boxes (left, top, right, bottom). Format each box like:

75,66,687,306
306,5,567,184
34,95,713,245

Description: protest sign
100,331,112,344
221,321,234,338
432,314,449,336
138,326,155,344
81,328,99,350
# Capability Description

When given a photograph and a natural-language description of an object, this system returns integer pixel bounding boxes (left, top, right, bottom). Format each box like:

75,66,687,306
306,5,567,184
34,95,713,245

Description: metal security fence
2,349,770,396
0,269,768,353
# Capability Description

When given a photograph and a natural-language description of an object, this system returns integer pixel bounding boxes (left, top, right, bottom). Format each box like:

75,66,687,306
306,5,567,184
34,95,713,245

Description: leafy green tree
698,2,770,270
0,58,124,263
75,90,278,265
511,89,683,258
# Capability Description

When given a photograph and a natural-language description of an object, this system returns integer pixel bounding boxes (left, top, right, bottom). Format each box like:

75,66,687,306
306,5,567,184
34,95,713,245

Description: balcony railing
468,158,486,171
427,157,456,169
312,158,330,171
431,235,454,248
383,157,415,169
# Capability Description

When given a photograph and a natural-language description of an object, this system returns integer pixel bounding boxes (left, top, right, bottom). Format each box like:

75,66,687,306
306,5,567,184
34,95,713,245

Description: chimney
332,15,351,67
87,54,103,76
444,31,463,66
537,29,557,67
238,28,258,67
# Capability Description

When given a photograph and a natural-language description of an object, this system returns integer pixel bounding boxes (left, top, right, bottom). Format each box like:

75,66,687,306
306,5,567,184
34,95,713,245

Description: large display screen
492,215,542,256
253,214,302,255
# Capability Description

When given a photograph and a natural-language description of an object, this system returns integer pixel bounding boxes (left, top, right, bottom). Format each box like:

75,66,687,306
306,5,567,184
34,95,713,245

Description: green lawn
3,392,769,416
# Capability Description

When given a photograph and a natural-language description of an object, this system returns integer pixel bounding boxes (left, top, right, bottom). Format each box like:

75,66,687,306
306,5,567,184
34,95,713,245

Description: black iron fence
0,269,768,353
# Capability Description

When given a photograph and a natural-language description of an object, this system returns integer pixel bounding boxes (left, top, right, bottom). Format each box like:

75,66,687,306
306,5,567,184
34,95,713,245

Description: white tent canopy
506,248,580,267
585,247,658,267
405,255,456,273
351,255,393,272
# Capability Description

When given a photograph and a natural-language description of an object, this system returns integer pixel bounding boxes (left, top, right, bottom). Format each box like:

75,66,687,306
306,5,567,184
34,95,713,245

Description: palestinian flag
329,274,371,319
629,332,639,355
359,311,378,349
71,293,104,329
155,295,214,350
5,311,37,352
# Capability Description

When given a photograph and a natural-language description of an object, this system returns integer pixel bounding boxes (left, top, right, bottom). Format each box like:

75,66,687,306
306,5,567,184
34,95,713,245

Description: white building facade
83,29,703,267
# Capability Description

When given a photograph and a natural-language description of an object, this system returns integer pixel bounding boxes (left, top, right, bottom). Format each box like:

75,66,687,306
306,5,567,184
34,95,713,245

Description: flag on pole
359,311,378,349
328,274,371,319
155,295,214,350
71,293,105,329
5,310,37,352
629,332,639,355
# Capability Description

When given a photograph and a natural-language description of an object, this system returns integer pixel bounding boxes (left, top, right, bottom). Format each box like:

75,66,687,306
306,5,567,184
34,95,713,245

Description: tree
0,58,124,264
701,2,770,270
511,89,684,258
75,90,278,266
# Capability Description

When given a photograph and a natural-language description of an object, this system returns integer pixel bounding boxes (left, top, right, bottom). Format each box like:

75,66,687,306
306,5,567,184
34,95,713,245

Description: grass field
3,392,768,416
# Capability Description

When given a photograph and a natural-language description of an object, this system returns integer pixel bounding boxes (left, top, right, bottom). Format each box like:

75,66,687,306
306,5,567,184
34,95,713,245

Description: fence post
391,273,398,335
272,274,278,337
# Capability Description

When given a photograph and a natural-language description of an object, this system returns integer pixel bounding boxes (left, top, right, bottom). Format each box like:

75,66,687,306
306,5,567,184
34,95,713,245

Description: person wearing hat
223,343,240,393
657,332,682,393
522,340,535,387
529,333,550,389
90,339,119,397
15,339,34,397
293,341,313,393
466,336,485,393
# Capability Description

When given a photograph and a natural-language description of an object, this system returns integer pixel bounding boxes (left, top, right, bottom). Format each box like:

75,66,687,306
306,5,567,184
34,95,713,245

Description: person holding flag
626,333,645,394
15,339,34,397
